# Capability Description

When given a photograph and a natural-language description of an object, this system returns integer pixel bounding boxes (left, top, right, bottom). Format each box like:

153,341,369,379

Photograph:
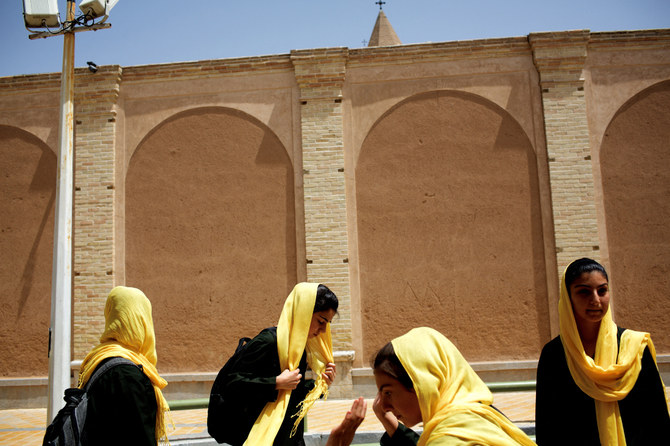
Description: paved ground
2,389,667,445
0,391,536,445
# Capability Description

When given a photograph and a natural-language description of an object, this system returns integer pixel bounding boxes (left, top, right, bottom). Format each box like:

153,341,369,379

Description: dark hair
565,258,609,295
372,342,414,390
314,284,338,313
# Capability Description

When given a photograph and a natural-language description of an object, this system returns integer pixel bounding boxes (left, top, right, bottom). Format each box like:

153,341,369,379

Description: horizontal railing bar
166,382,537,411
168,398,209,411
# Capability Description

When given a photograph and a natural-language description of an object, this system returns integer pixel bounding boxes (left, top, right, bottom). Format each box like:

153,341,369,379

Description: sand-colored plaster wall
355,90,550,362
599,81,670,351
0,30,669,400
125,107,298,372
0,76,61,151
344,42,555,365
120,57,298,168
585,44,670,153
0,126,56,376
346,43,542,164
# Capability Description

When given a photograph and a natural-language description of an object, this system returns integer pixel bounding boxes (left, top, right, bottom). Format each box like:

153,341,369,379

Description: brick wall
348,36,530,66
121,54,293,82
530,31,601,278
3,28,669,400
291,48,354,395
72,66,122,358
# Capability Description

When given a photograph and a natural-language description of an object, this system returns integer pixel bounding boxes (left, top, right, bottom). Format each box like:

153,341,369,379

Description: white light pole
22,0,117,422
47,0,75,423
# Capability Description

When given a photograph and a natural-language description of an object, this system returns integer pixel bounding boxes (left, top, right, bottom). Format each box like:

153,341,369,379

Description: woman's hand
322,362,337,386
276,368,302,390
326,396,367,446
373,392,399,437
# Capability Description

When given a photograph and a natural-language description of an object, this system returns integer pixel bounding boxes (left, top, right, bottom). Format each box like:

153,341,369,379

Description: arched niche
125,107,297,372
0,125,56,376
355,90,549,362
600,80,670,351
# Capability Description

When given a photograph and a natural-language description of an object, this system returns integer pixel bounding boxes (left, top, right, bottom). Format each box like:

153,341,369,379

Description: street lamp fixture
79,0,118,19
21,0,118,423
23,0,60,28
23,0,116,39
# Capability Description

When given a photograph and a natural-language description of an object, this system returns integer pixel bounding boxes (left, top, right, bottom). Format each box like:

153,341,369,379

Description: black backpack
43,357,138,446
207,329,276,445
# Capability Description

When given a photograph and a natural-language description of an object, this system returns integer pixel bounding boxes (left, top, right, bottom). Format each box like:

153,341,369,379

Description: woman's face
374,371,422,427
308,309,336,338
569,271,610,328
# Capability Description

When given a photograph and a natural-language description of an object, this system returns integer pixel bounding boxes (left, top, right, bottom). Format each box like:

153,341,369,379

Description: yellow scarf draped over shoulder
244,282,334,445
392,327,536,446
558,261,659,446
78,286,171,444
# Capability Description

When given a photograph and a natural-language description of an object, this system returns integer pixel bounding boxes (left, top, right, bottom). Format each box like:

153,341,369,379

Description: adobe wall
344,38,553,364
0,74,61,379
1,29,669,407
585,33,670,351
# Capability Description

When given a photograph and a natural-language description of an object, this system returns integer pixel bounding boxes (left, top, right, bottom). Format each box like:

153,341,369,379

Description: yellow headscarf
558,260,659,445
244,282,334,445
78,286,172,444
392,327,536,446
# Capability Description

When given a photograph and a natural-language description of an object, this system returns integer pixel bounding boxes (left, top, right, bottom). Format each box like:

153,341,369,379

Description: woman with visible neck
535,258,670,445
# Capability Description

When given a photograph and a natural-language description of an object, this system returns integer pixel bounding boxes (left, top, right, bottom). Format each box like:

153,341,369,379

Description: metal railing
166,381,537,411
169,398,209,411
486,380,536,393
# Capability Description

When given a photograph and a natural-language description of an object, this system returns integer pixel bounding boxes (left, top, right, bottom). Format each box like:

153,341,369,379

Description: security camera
78,0,118,19
23,0,60,28
87,61,98,73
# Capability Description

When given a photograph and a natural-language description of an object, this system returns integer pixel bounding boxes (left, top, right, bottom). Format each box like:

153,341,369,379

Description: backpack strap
83,357,140,391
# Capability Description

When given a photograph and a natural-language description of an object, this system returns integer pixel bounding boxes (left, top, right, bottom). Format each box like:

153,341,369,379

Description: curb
170,424,535,446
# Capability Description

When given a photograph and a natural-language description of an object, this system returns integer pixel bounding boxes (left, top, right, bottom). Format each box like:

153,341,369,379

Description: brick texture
71,66,122,358
291,49,353,394
530,31,601,277
3,28,669,397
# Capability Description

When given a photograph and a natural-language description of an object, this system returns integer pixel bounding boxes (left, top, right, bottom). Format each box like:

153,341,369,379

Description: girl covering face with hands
373,327,536,446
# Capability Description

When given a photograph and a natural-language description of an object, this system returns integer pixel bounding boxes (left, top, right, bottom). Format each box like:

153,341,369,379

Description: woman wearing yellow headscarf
222,283,338,446
77,286,171,446
536,258,670,445
373,327,536,445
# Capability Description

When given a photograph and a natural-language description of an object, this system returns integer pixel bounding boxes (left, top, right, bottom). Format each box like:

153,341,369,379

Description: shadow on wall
600,80,670,352
355,90,550,364
125,107,297,374
0,124,56,377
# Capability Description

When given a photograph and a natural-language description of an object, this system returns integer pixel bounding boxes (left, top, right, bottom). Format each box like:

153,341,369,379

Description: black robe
83,357,158,446
224,327,314,446
535,327,670,445
380,423,420,445
378,406,509,445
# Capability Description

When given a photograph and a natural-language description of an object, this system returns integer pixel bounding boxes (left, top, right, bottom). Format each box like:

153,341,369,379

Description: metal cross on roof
376,0,386,10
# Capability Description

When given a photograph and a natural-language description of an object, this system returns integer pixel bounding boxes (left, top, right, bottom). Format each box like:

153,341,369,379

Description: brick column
530,31,601,280
291,49,353,397
72,67,122,359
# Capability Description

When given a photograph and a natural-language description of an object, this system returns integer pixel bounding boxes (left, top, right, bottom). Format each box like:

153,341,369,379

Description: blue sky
1,0,669,78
